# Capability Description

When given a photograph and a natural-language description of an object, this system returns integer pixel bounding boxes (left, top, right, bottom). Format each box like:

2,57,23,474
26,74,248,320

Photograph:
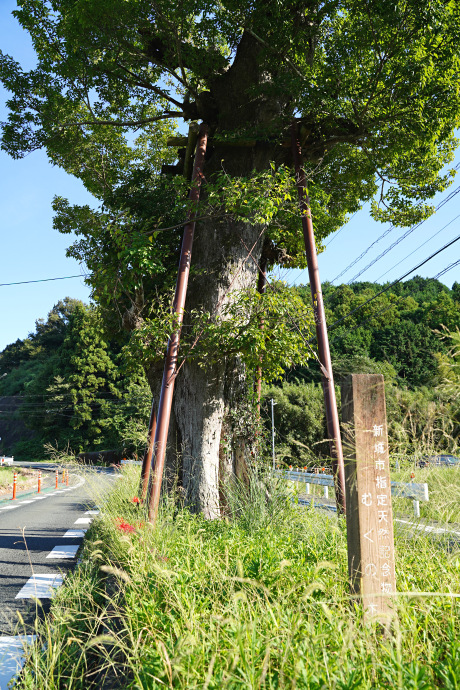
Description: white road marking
63,529,87,538
0,505,18,510
74,517,92,525
18,500,34,504
46,545,79,560
85,510,99,515
15,573,64,599
395,518,460,537
0,635,36,689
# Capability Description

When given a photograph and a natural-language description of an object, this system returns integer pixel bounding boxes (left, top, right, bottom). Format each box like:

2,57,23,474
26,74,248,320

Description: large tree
2,0,460,515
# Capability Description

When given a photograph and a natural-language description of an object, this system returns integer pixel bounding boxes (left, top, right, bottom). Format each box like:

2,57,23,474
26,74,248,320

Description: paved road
0,467,111,635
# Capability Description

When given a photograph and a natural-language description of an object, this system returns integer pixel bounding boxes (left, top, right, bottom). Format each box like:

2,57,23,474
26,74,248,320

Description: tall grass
17,464,460,689
391,465,460,524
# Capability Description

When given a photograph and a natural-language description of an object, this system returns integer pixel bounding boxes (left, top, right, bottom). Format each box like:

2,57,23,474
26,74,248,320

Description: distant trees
0,299,150,458
1,277,458,463
262,277,460,464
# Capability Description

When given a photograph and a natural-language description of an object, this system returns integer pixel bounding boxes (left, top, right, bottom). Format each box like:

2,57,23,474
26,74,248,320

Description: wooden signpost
341,374,396,624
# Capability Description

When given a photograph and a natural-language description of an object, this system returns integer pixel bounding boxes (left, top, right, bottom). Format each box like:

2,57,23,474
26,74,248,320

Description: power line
0,274,87,287
324,232,460,335
329,176,460,285
347,186,460,283
328,257,460,349
374,211,460,283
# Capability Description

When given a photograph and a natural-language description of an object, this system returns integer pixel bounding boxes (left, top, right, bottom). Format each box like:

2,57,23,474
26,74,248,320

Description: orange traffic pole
37,470,42,493
55,470,59,489
61,469,65,484
66,470,69,486
12,472,17,500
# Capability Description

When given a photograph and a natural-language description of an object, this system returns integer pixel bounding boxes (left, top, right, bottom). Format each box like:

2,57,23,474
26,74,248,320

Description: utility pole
291,122,346,513
270,398,276,470
146,122,209,526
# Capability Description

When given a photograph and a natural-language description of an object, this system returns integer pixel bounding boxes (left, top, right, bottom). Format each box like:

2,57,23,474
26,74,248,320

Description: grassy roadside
391,466,460,524
0,466,41,495
17,465,460,689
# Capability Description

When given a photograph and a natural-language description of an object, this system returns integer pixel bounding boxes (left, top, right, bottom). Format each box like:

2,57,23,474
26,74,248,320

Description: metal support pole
255,257,267,413
270,398,276,470
147,123,209,526
291,122,346,514
140,399,157,500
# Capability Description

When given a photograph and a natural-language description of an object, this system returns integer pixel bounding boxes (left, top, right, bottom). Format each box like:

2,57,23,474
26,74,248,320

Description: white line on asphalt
63,529,87,538
85,510,99,515
0,505,17,510
46,545,80,559
395,518,460,536
15,573,64,599
18,500,34,504
74,517,92,525
0,635,36,689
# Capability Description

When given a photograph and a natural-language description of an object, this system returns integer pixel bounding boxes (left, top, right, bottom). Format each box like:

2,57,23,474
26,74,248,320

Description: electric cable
308,232,460,340
374,211,460,283
329,173,460,285
0,274,87,287
328,257,460,349
347,186,460,283
325,238,460,340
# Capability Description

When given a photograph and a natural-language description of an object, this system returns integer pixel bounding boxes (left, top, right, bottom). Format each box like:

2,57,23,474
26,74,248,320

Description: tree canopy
3,0,460,514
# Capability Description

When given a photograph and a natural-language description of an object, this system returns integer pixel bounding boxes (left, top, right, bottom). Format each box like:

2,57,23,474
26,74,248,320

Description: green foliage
370,320,441,387
262,381,328,464
17,465,460,688
125,281,316,383
0,298,152,457
1,0,460,322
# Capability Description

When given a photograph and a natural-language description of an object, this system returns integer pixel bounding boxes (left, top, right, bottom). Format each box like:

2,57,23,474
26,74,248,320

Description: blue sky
1,1,459,352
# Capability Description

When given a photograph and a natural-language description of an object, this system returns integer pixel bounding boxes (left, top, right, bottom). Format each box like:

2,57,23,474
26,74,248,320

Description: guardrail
275,469,429,517
0,456,14,466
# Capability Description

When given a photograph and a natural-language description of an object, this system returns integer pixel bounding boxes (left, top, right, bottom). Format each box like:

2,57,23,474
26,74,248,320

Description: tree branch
58,112,183,128
113,61,185,109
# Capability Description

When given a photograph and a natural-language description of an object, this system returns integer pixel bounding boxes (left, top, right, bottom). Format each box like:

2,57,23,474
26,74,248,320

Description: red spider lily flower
131,496,140,504
115,518,136,534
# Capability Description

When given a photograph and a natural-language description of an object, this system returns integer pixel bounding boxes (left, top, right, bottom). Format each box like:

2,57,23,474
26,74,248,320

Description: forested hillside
1,276,459,463
0,299,151,459
262,276,460,465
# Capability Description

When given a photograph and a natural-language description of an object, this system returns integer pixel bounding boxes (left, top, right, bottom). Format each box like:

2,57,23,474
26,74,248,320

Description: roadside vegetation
0,466,39,495
16,464,460,689
1,278,459,468
391,465,460,525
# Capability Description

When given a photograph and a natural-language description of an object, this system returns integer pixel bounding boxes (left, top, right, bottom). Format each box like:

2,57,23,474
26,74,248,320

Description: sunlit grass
0,465,38,492
17,464,460,689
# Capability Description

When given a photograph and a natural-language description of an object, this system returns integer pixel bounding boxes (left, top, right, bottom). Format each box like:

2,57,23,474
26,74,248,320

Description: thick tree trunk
145,31,288,516
174,214,264,516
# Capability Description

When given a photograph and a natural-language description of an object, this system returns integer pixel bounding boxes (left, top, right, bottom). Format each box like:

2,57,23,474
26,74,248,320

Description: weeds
16,464,460,689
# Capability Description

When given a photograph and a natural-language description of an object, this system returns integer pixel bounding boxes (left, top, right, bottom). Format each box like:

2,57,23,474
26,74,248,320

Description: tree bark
146,32,288,517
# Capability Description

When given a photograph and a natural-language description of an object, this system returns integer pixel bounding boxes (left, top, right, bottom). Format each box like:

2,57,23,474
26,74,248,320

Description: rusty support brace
291,122,346,514
139,399,157,500
255,257,267,413
147,123,209,526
